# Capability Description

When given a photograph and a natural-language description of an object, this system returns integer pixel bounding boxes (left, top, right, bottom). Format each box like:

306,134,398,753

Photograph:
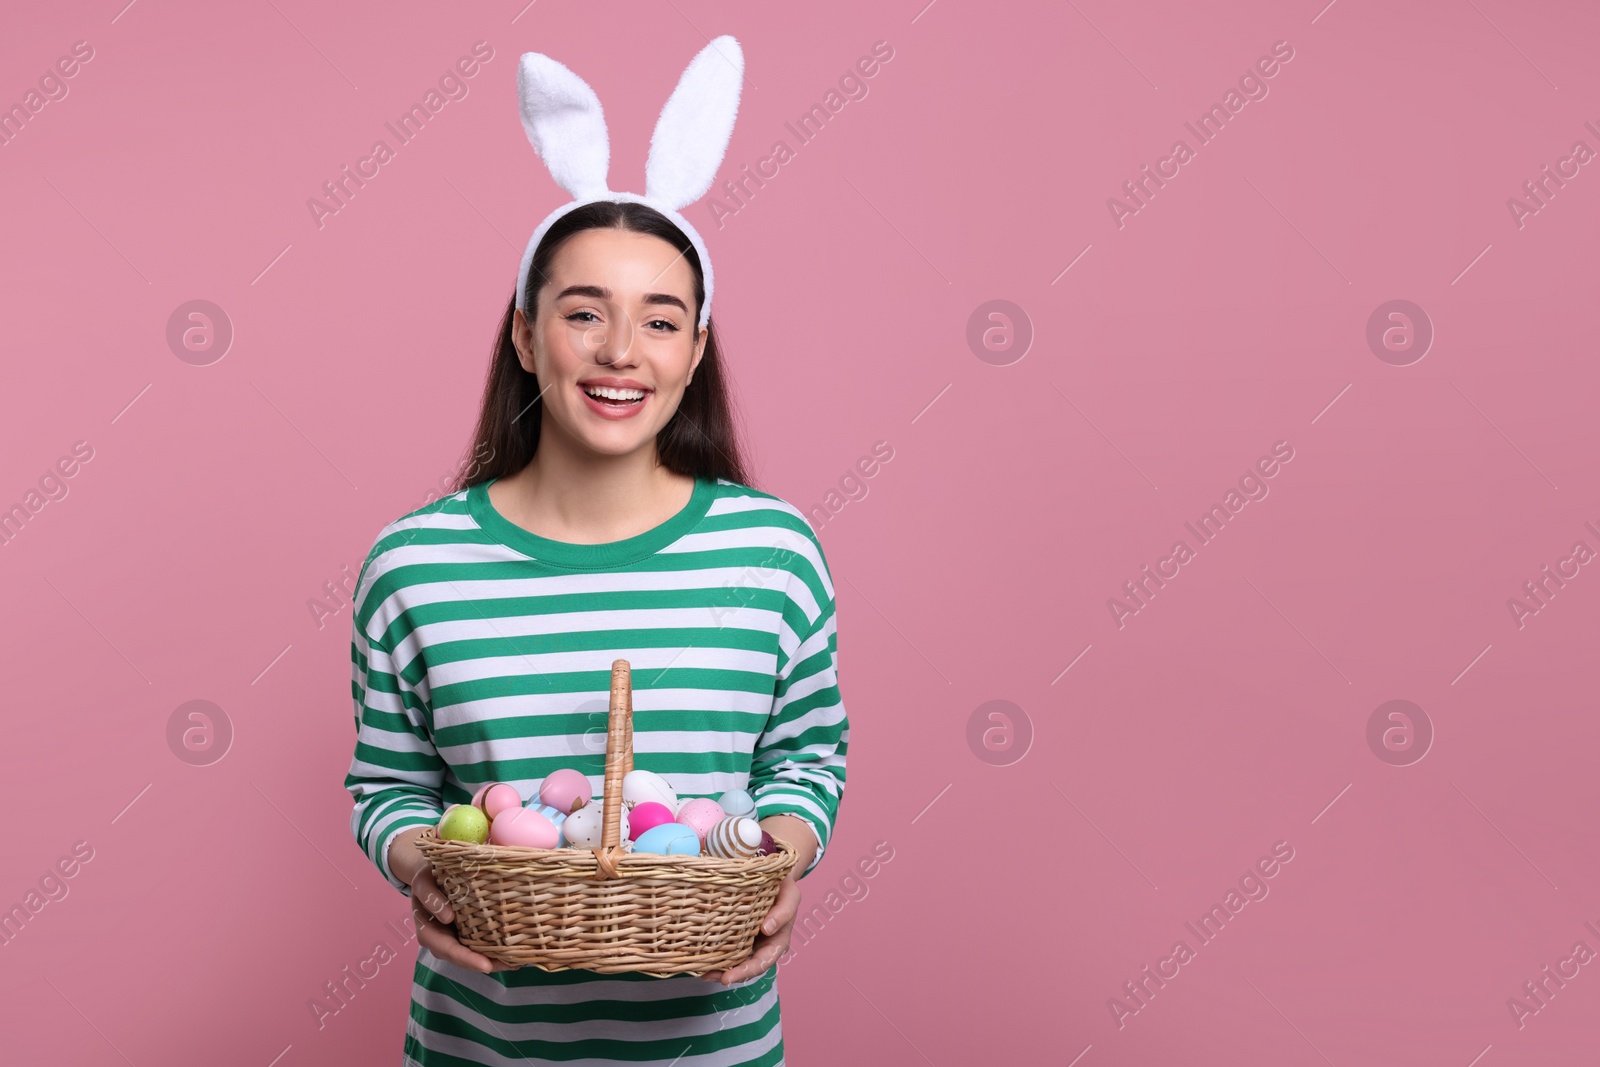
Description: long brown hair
451,200,752,493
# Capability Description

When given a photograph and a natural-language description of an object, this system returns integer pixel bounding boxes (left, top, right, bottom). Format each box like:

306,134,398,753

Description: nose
589,310,639,367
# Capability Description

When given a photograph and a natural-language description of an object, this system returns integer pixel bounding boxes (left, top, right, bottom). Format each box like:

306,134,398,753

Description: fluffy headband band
513,36,745,332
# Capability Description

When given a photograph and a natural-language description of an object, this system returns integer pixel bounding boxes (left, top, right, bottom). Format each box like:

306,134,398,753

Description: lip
578,377,653,391
577,380,651,420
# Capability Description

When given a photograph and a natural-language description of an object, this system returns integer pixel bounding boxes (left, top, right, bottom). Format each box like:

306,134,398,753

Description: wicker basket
415,658,798,976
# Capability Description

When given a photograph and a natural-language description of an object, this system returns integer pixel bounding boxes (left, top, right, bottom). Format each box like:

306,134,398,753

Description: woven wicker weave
415,659,798,976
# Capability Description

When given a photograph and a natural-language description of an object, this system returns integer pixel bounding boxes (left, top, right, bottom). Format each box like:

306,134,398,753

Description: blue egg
717,788,756,818
665,834,702,856
529,802,569,827
634,822,700,855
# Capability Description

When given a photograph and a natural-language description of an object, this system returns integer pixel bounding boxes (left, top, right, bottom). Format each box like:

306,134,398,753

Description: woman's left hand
700,874,800,986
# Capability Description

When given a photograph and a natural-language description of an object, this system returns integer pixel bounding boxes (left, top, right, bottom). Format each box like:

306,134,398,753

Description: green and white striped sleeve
749,539,849,880
343,550,444,894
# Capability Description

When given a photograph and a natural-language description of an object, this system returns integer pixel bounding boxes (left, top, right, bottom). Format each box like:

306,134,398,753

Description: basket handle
598,659,635,863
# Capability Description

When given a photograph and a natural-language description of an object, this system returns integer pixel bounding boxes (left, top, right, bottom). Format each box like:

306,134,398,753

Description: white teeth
583,385,647,401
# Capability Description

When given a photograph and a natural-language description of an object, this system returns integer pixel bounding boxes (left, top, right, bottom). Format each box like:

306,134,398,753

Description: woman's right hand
387,826,516,975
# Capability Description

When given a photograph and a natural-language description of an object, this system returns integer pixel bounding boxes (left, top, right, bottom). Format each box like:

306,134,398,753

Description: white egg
621,770,678,815
561,800,629,848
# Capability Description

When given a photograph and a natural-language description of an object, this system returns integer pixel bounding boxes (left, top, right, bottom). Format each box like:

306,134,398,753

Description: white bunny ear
517,52,611,200
644,35,744,210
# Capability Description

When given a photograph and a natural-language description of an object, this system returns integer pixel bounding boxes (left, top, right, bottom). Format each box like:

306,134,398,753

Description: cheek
647,340,696,386
647,385,686,425
541,324,592,372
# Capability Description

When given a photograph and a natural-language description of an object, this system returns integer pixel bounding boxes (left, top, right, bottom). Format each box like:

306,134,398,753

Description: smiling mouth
581,384,649,407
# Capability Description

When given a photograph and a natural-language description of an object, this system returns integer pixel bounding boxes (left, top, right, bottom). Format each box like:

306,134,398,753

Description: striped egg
705,815,763,860
528,802,568,828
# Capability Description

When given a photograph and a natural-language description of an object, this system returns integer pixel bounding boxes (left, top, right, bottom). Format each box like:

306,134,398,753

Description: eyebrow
553,284,689,316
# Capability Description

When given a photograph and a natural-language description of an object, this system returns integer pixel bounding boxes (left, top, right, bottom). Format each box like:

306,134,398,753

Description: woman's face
512,226,708,460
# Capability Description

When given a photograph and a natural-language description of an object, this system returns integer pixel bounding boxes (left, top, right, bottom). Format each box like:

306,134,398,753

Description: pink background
3,1,1598,1064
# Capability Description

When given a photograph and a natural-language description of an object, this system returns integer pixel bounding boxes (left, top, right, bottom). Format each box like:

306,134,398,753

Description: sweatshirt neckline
468,474,717,569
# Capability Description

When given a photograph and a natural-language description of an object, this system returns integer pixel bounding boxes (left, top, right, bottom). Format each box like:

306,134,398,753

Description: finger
725,947,771,984
411,869,454,924
725,891,798,985
720,927,792,985
409,894,514,973
718,954,763,985
761,878,801,937
416,915,497,974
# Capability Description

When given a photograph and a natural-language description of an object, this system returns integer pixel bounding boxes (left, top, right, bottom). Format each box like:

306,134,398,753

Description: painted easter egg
627,801,675,840
674,798,726,844
665,834,701,856
527,802,569,827
622,769,678,814
488,807,560,848
540,769,591,815
717,788,756,818
527,803,569,846
562,801,629,849
473,782,523,820
436,804,489,844
633,822,701,856
705,815,763,859
470,783,521,819
757,831,778,856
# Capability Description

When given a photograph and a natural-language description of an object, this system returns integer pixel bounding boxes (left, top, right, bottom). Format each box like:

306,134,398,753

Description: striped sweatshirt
343,474,849,1066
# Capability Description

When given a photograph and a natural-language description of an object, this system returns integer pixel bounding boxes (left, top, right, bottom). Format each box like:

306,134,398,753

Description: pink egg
540,769,592,815
478,782,523,820
488,807,560,849
674,798,727,844
627,801,675,841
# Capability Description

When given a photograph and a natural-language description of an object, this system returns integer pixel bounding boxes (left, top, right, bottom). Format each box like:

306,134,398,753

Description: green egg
437,804,490,844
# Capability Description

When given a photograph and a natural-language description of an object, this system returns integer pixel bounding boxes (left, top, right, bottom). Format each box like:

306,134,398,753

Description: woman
344,198,849,1065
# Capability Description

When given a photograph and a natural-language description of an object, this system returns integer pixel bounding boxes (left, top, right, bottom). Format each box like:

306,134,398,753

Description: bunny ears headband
514,36,745,332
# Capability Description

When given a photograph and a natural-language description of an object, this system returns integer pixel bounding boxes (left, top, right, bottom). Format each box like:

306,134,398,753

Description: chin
572,424,657,456
584,438,652,457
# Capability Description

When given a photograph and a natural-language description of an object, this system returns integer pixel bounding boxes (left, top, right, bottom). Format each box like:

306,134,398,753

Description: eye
647,318,680,332
564,310,600,323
